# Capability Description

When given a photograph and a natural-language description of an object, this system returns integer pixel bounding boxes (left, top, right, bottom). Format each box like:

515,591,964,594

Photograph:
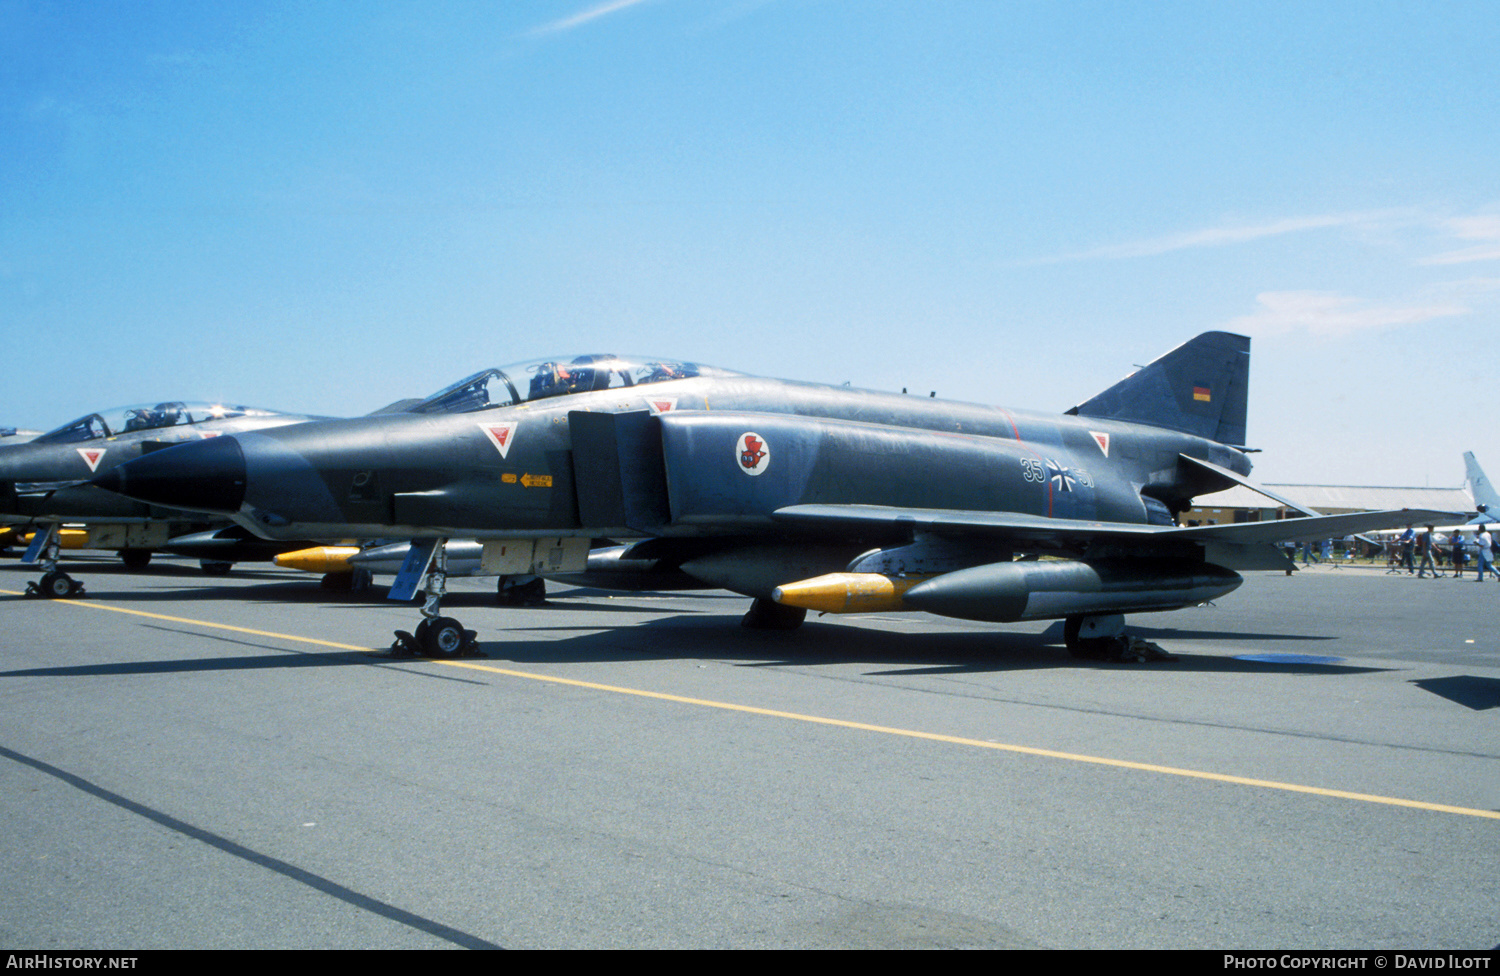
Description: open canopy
35,402,287,444
412,355,741,415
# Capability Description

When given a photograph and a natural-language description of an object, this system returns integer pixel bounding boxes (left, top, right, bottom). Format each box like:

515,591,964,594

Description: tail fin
1464,452,1498,514
1067,331,1250,446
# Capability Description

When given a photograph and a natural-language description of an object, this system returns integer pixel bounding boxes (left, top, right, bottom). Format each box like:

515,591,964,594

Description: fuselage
102,370,1252,544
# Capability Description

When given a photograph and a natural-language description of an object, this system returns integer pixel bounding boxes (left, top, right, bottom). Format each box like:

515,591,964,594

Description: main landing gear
1062,614,1175,663
497,575,546,606
390,538,481,659
22,525,85,599
741,597,806,630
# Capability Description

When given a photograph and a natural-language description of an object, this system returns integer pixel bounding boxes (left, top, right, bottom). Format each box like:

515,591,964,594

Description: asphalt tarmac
1,555,1496,949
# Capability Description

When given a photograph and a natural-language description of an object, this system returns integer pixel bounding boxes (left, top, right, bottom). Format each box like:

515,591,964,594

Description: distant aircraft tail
1464,452,1498,515
1066,331,1250,446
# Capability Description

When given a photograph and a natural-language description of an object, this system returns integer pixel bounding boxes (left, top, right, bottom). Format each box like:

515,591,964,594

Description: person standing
1476,525,1499,582
1417,525,1440,578
1399,526,1416,574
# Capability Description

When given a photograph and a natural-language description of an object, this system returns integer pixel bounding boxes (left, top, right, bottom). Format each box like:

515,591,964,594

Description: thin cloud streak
1420,244,1500,266
1420,213,1500,265
1030,213,1383,264
1224,290,1467,339
527,0,653,36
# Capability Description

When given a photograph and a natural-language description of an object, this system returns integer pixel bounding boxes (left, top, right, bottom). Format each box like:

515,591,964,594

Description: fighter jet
97,336,1459,658
0,401,327,596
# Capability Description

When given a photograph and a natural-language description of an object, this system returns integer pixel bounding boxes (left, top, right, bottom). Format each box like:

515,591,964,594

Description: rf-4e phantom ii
97,334,1458,658
0,401,329,597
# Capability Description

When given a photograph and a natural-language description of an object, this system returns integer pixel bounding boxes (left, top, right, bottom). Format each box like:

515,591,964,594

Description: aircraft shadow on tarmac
468,613,1386,677
0,615,1389,681
0,573,1391,678
0,599,1386,683
2,576,734,610
1410,675,1500,711
0,555,292,580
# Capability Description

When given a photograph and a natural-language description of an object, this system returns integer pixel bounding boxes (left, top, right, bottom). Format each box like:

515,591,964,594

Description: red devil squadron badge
736,432,769,476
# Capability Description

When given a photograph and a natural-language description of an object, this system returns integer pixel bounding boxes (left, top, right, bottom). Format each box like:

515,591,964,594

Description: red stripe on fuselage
999,408,1053,517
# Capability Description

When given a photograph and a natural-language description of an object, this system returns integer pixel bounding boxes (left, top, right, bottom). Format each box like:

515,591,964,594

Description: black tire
120,549,152,570
740,598,806,631
422,616,466,658
498,575,546,606
1063,615,1108,659
39,572,75,599
200,561,233,576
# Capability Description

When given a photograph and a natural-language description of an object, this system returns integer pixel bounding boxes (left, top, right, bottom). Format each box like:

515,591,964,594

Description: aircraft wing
772,504,1165,545
772,503,1465,548
1167,509,1465,544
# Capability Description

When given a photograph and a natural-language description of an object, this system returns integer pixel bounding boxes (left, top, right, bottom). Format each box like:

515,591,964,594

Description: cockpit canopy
35,402,286,444
413,355,740,415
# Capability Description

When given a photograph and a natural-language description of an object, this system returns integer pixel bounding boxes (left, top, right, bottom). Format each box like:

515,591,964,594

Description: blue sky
2,0,1496,487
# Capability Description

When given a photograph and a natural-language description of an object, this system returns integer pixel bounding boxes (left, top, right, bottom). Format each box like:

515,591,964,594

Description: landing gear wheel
389,538,479,659
32,571,82,599
740,598,806,631
200,560,233,576
422,616,466,658
498,576,547,605
1063,615,1117,660
320,572,354,591
120,549,152,570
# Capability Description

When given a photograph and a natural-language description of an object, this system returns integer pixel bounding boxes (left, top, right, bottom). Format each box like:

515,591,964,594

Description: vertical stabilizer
1067,332,1250,446
1464,452,1498,514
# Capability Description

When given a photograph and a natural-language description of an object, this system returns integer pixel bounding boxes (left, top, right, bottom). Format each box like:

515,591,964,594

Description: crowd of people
1375,524,1499,579
1283,523,1500,580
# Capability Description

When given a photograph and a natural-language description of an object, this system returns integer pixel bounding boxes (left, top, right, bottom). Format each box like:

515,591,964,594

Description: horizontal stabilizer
1178,454,1324,517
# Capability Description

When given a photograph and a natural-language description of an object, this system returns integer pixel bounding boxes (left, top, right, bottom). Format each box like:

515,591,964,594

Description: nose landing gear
389,539,480,658
21,525,85,599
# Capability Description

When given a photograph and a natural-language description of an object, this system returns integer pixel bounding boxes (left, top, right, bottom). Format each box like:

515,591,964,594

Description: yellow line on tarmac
0,589,375,652
440,659,1500,821
10,589,1499,822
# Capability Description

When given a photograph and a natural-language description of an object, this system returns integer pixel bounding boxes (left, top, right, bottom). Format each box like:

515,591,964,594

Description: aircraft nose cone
94,436,247,514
